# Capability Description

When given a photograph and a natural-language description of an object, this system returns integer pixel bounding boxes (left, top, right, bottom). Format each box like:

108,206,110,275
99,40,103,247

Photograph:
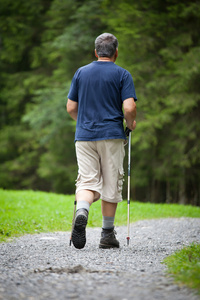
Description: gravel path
0,218,200,300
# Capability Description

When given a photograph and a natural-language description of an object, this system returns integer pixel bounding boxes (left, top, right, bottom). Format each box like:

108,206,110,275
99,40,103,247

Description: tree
0,0,52,190
0,0,199,205
0,0,107,193
103,0,200,205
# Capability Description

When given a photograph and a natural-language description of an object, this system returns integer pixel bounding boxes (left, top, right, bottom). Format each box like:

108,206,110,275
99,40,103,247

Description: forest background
0,0,199,206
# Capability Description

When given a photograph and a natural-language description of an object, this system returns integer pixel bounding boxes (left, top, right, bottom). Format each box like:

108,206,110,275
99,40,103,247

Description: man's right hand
125,120,136,132
133,120,136,130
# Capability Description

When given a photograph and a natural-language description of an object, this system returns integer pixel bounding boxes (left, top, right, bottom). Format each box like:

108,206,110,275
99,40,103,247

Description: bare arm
123,97,137,130
66,99,78,121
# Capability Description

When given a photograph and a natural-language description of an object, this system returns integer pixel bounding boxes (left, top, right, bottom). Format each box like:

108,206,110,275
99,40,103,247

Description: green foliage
0,189,199,242
0,0,200,204
103,0,200,204
164,243,200,293
0,0,107,194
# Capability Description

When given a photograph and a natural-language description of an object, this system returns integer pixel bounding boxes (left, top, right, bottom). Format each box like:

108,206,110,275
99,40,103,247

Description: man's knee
93,191,101,202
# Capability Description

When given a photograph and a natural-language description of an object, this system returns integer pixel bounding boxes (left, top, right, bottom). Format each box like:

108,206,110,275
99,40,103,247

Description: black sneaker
72,209,88,249
99,227,120,249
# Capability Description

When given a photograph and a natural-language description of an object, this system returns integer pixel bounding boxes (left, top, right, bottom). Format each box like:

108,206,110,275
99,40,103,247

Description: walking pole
127,130,132,246
69,200,77,246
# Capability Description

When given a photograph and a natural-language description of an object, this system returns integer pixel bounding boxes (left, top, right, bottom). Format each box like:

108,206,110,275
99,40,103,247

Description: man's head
95,33,118,58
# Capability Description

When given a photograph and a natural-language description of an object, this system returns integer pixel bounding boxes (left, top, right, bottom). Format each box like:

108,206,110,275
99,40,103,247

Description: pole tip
127,237,130,246
69,239,72,246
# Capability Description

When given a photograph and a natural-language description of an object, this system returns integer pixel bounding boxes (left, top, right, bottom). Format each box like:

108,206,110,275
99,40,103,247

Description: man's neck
98,57,115,62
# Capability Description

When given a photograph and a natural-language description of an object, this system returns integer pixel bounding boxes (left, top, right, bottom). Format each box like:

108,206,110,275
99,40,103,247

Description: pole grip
125,127,132,137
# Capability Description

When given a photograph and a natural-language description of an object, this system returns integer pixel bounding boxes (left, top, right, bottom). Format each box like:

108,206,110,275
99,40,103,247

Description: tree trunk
179,169,187,204
166,180,172,203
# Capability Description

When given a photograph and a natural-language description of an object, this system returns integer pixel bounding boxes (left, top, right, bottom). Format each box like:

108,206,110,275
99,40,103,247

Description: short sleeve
121,71,137,102
67,71,79,102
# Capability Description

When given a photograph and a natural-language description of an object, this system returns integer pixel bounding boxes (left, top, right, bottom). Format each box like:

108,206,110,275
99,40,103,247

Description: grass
163,243,200,294
0,188,200,242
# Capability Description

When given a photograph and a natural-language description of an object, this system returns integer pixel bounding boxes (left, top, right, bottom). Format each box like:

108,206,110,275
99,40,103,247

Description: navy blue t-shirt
67,61,137,141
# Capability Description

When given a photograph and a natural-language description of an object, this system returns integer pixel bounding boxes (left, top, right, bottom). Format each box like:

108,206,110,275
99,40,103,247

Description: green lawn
0,189,199,242
164,243,200,294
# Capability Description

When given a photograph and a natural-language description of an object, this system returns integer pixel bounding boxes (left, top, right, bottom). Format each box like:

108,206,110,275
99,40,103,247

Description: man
67,33,137,249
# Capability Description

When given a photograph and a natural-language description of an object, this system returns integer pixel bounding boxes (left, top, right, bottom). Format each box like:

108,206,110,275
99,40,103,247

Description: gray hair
95,33,118,58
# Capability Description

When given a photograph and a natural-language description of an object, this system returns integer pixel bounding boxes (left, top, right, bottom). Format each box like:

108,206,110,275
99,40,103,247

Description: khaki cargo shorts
75,139,125,203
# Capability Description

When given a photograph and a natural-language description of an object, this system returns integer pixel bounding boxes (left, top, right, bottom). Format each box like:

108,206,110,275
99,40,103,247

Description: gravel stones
0,218,200,300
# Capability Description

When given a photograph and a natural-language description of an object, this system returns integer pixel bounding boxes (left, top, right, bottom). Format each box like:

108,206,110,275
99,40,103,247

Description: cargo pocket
118,168,124,192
